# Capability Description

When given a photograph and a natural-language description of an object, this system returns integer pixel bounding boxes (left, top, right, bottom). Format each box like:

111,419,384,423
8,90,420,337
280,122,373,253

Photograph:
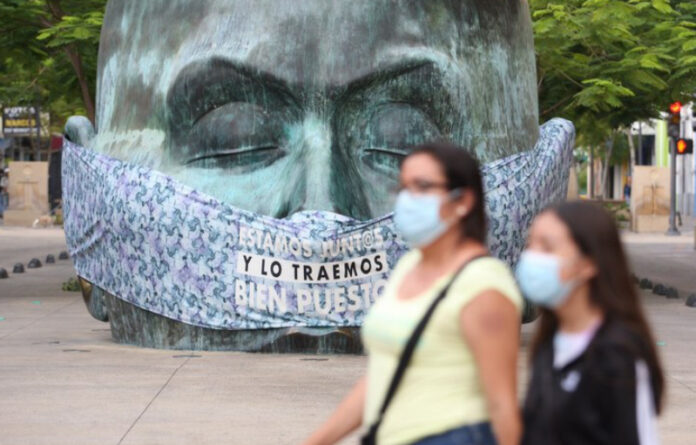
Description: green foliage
36,10,103,47
576,162,588,195
609,133,639,166
0,0,106,130
532,0,696,142
2,0,695,148
601,201,631,224
61,276,80,292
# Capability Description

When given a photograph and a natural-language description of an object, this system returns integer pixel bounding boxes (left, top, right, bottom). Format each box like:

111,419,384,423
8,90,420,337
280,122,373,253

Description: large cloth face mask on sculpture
62,119,575,330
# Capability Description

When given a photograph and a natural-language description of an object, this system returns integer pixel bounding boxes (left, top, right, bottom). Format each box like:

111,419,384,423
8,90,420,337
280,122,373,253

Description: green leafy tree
531,0,696,197
0,0,105,129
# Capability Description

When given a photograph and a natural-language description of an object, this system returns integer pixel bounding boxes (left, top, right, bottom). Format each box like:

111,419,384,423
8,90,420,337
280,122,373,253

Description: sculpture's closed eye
183,102,288,171
166,58,297,170
358,104,442,176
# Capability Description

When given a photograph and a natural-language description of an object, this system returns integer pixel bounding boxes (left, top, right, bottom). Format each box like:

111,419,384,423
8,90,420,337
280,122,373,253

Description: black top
522,319,652,445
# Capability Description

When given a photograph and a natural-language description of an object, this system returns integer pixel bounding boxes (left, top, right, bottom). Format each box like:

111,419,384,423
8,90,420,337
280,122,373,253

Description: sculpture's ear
64,115,96,147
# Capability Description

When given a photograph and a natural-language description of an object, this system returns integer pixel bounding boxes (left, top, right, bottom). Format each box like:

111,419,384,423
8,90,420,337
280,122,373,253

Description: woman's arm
460,290,522,445
301,376,367,445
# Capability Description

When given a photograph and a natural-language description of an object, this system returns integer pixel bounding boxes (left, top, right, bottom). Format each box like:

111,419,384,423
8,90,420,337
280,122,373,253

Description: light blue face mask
393,189,461,247
515,250,578,308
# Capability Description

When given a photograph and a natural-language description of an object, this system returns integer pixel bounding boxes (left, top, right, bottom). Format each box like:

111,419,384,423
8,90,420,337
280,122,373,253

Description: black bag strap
363,253,489,443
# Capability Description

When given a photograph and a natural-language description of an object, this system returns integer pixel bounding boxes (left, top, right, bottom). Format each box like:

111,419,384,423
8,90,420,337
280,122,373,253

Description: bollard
666,287,680,299
653,284,668,296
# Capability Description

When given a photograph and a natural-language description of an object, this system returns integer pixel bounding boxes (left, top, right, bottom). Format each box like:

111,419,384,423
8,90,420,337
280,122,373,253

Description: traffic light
668,101,682,138
676,138,693,155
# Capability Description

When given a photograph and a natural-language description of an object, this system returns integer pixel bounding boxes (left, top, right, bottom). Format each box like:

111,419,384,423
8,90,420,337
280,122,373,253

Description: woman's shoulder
385,249,421,286
392,249,421,273
449,256,522,309
465,256,513,273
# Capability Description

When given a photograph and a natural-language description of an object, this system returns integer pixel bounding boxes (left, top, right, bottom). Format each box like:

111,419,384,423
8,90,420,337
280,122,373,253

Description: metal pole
681,118,686,219
667,137,680,236
682,155,687,219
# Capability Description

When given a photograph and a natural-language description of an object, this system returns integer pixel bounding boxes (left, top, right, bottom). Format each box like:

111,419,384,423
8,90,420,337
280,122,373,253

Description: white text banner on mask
236,251,389,283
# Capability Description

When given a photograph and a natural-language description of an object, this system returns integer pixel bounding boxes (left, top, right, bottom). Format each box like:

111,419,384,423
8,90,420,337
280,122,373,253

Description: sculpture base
79,278,536,351
79,278,363,353
106,294,363,353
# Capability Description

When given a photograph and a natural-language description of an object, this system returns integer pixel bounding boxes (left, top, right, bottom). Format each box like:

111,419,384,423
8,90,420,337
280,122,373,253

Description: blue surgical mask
393,189,459,247
515,250,577,308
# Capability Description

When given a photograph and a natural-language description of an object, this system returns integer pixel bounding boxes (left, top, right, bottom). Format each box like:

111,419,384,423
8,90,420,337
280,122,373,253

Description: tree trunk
600,140,615,200
64,45,95,124
625,128,636,178
589,147,595,199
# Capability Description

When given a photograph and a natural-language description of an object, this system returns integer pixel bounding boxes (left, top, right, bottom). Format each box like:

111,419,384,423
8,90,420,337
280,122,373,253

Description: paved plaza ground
0,226,695,445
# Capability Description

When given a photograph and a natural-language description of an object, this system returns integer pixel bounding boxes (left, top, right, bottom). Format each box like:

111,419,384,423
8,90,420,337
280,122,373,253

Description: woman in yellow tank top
303,142,522,445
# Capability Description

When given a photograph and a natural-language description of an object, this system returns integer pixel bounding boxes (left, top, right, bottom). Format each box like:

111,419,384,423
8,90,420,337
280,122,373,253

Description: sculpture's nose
295,117,334,213
282,115,371,219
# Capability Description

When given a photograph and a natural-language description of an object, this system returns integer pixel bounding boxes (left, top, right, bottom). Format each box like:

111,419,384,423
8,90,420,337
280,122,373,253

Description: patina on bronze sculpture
64,0,573,352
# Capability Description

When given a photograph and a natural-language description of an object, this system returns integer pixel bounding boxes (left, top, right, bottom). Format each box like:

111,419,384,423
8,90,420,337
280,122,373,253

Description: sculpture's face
95,0,538,220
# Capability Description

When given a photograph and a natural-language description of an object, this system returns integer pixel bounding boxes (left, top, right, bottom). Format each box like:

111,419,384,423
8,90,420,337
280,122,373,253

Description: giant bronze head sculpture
64,0,574,351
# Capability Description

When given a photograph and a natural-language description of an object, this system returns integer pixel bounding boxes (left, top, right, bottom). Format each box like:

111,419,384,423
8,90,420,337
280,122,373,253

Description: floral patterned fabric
62,118,574,330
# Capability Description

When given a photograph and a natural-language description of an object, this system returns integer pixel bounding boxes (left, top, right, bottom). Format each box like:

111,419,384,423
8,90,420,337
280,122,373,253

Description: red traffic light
677,139,687,154
670,101,682,114
676,138,693,155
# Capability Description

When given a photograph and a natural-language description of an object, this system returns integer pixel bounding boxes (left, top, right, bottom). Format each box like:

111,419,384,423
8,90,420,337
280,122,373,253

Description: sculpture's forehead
97,0,537,160
101,0,525,94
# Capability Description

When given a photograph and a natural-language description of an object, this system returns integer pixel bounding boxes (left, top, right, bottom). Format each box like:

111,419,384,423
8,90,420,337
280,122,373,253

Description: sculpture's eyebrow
166,58,297,128
166,57,444,128
335,59,437,101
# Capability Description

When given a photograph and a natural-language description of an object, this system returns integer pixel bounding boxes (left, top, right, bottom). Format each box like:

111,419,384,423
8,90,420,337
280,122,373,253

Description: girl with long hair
517,201,664,445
